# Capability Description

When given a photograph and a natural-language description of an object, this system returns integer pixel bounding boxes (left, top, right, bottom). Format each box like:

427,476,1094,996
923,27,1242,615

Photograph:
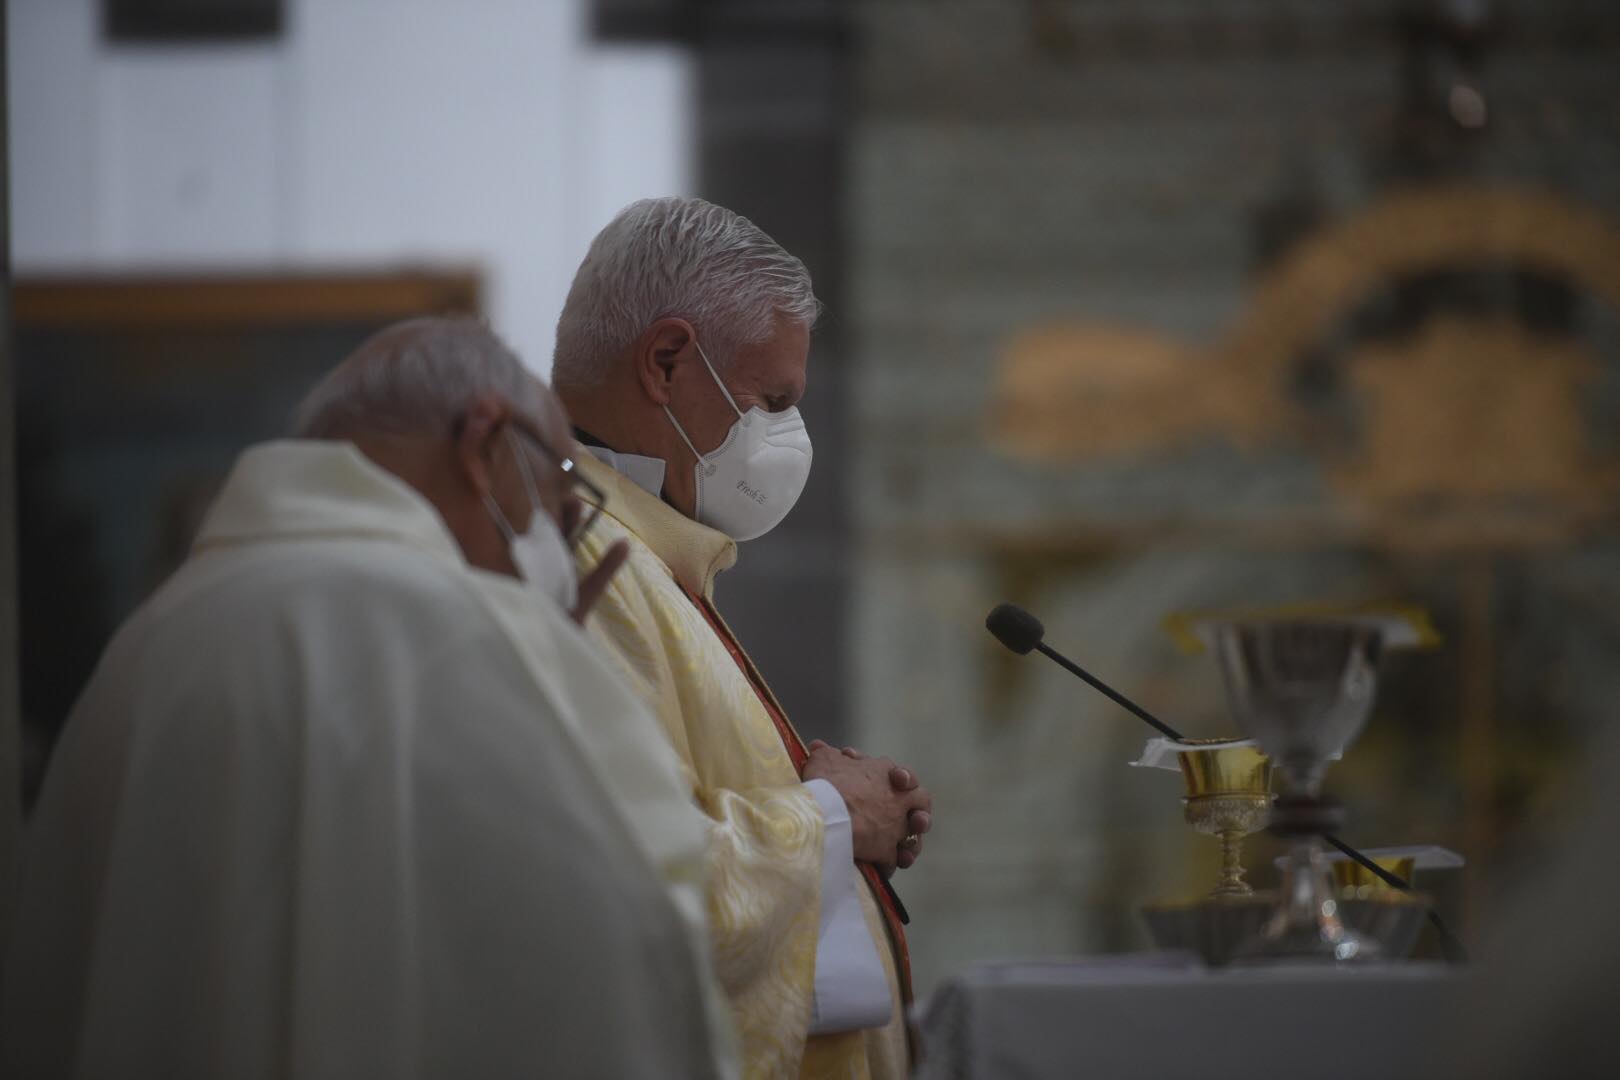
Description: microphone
986,603,1184,741
985,601,1469,963
983,603,1045,655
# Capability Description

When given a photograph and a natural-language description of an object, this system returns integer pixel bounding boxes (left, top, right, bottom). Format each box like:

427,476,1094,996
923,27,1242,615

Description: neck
558,378,700,518
347,431,514,576
559,385,643,456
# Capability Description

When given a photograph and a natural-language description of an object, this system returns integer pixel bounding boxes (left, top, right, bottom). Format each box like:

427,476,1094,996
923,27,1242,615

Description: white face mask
663,342,813,542
481,430,579,611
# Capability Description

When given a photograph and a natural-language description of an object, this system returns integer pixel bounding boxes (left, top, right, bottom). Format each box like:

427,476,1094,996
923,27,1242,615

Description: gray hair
551,196,821,389
292,315,542,439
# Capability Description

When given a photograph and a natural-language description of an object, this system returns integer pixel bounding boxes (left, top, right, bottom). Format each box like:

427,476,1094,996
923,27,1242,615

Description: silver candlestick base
1239,835,1380,962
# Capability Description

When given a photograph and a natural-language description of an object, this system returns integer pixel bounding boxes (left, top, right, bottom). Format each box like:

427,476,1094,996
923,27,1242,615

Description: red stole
679,584,914,1005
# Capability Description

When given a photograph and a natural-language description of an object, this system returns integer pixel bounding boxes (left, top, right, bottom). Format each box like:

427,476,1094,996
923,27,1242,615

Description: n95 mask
664,342,813,542
482,430,579,611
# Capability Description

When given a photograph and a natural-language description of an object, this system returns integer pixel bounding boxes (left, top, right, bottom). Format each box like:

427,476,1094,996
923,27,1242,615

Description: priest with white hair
2,317,736,1078
554,197,934,1078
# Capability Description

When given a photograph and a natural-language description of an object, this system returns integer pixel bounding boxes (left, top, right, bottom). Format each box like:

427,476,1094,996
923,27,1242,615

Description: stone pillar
0,0,21,945
695,3,852,745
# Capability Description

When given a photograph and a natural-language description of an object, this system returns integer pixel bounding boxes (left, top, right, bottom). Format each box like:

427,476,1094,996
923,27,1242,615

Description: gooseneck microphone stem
1033,643,1185,742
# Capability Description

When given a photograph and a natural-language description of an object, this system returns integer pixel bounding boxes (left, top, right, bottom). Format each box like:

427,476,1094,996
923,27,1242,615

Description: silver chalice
1207,618,1386,962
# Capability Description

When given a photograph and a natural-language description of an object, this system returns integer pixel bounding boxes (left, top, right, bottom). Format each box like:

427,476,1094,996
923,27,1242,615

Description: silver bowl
1142,895,1272,967
1143,890,1430,967
1338,891,1430,959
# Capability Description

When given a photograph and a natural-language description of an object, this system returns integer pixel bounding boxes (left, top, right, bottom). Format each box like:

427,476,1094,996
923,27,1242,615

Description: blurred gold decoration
1216,188,1620,421
1162,603,1441,655
989,186,1620,546
1335,317,1616,548
989,322,1224,459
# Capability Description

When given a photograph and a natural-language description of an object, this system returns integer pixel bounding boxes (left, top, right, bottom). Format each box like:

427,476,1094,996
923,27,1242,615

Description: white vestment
1,440,736,1079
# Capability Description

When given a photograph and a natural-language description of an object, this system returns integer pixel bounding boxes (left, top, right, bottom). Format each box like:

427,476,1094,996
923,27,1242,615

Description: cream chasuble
572,451,908,1080
2,441,735,1079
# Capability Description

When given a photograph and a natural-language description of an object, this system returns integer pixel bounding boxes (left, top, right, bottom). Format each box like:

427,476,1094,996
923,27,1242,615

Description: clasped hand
802,740,933,877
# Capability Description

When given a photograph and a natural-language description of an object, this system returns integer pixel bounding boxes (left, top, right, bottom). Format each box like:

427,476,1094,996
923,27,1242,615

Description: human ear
453,395,513,496
633,318,697,407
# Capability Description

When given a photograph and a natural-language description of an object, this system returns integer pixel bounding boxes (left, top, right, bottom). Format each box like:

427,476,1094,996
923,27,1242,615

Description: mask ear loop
482,490,519,544
664,407,708,469
505,429,545,525
664,340,740,472
694,341,746,420
483,429,543,542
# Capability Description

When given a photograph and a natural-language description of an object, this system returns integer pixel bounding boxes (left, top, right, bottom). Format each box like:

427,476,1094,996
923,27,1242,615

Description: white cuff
803,778,893,1033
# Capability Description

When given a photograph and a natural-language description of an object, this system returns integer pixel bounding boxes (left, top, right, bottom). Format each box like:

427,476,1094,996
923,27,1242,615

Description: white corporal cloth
2,440,736,1079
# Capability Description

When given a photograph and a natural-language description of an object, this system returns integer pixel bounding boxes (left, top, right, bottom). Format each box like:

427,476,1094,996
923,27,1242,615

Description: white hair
551,196,821,389
291,315,542,438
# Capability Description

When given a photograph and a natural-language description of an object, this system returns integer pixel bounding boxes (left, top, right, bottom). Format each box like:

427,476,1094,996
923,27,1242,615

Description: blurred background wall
847,0,1620,992
11,0,692,364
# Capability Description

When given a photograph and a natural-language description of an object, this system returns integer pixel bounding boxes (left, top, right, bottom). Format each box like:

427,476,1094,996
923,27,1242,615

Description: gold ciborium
1175,739,1274,898
1332,855,1415,893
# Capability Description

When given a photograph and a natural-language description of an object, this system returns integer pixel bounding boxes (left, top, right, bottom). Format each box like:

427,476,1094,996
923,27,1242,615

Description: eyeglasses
509,423,605,548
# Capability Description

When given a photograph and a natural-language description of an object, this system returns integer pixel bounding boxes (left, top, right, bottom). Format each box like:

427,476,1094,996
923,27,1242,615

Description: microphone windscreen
986,603,1045,655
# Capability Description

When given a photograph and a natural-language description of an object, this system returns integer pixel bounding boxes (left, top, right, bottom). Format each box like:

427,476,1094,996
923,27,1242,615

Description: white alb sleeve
802,778,894,1033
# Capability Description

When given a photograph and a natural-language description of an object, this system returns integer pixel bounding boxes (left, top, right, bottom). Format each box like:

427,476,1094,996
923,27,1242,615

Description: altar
915,954,1465,1080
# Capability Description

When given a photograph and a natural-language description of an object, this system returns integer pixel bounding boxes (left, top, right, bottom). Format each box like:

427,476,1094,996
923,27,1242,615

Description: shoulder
170,538,489,625
106,539,514,708
573,518,700,698
578,516,682,628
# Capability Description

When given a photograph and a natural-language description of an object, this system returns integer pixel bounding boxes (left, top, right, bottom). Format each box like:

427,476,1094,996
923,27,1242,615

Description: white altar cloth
915,953,1465,1080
